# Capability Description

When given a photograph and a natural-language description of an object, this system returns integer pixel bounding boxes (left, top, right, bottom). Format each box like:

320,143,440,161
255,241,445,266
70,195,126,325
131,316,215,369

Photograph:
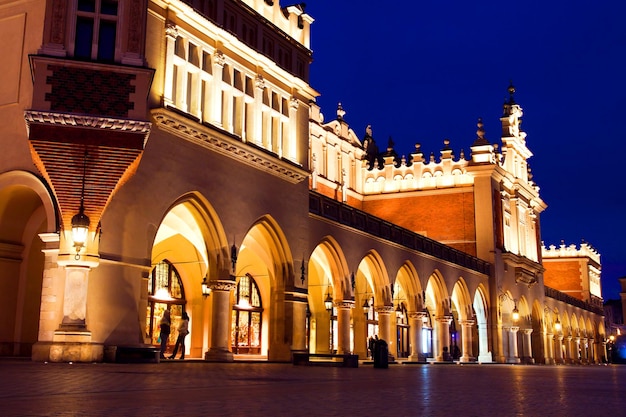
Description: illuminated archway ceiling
154,204,208,267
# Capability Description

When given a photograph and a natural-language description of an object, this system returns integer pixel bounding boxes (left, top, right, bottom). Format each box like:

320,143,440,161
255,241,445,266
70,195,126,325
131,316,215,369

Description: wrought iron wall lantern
201,276,211,297
71,151,90,260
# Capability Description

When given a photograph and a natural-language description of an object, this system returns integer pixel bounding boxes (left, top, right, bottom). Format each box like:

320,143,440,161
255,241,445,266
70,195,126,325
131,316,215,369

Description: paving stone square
0,361,624,416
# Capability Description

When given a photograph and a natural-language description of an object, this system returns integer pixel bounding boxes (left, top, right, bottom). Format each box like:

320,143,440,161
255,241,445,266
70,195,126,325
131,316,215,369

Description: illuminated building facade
0,0,605,365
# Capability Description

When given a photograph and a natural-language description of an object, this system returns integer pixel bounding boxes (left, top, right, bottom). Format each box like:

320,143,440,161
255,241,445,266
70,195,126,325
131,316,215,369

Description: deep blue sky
305,1,626,300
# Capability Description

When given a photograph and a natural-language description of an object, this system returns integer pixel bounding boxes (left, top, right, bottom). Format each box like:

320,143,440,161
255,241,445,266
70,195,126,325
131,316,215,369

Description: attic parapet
240,0,313,49
362,139,472,194
542,241,601,265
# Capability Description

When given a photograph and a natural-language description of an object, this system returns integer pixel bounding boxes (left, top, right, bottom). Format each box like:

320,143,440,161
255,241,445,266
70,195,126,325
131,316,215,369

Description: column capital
375,305,395,314
208,280,236,292
165,22,178,39
214,50,226,67
335,300,355,309
408,311,426,320
255,74,265,90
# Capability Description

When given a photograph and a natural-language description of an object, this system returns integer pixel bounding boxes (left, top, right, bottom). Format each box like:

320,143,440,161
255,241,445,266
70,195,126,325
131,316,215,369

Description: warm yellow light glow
71,211,90,248
236,298,251,309
610,335,615,342
153,288,173,301
554,319,562,332
512,307,520,322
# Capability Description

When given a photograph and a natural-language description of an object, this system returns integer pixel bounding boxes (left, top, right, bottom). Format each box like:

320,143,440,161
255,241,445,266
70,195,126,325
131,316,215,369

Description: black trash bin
373,339,388,369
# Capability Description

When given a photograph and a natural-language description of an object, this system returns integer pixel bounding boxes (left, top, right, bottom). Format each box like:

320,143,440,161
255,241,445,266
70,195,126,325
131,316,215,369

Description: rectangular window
75,17,94,59
74,0,119,61
98,20,116,61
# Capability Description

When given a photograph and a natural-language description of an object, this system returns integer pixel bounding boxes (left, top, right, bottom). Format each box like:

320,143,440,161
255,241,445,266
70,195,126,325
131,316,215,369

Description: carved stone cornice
152,109,308,184
25,111,152,142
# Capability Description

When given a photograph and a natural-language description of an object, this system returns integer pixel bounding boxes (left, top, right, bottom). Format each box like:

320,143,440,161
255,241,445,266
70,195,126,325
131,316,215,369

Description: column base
506,357,521,364
204,348,234,362
477,353,493,363
408,354,427,363
32,341,103,363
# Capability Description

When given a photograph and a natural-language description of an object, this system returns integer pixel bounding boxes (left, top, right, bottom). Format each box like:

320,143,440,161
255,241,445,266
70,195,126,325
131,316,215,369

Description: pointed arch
451,278,472,321
309,236,349,303
394,262,421,312
0,170,58,233
358,250,391,306
473,284,492,363
149,192,230,358
241,214,294,290
154,192,230,282
425,270,449,315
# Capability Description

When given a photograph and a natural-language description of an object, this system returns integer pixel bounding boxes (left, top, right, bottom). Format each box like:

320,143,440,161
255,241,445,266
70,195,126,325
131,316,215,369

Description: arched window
146,260,186,349
231,274,263,354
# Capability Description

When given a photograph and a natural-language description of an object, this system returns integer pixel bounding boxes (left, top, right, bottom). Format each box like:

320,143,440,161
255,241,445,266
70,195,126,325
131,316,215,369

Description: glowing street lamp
324,289,333,311
511,305,520,323
555,318,562,332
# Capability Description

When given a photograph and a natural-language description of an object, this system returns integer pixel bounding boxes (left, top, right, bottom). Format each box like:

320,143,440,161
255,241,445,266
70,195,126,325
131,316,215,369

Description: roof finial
507,80,516,105
336,102,345,120
472,117,490,146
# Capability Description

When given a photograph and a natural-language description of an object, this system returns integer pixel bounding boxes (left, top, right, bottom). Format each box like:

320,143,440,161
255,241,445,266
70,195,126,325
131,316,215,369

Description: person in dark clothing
159,310,171,359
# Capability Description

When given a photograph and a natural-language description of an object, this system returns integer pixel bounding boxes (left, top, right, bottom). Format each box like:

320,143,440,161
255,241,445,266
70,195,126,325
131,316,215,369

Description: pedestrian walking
168,312,189,360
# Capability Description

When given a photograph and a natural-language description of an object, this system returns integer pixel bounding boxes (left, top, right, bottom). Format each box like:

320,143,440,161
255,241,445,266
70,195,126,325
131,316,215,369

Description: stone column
555,335,564,364
589,338,597,364
505,326,520,363
460,319,474,362
408,312,424,362
336,301,354,354
376,306,394,347
522,329,534,364
289,297,308,353
204,279,236,362
436,316,452,361
574,337,581,363
477,321,493,363
581,337,589,363
544,332,554,364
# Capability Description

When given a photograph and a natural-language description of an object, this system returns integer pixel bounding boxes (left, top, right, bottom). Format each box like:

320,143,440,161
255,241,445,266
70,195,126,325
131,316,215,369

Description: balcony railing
544,286,604,315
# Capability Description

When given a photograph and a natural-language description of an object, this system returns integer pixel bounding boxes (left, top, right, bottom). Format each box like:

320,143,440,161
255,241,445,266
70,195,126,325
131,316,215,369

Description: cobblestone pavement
0,360,624,417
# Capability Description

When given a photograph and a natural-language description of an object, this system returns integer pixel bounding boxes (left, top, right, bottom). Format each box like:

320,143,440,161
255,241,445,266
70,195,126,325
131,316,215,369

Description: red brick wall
543,259,584,300
362,191,477,256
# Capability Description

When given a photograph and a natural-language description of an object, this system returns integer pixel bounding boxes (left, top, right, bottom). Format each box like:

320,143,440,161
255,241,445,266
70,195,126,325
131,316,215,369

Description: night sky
305,1,626,300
